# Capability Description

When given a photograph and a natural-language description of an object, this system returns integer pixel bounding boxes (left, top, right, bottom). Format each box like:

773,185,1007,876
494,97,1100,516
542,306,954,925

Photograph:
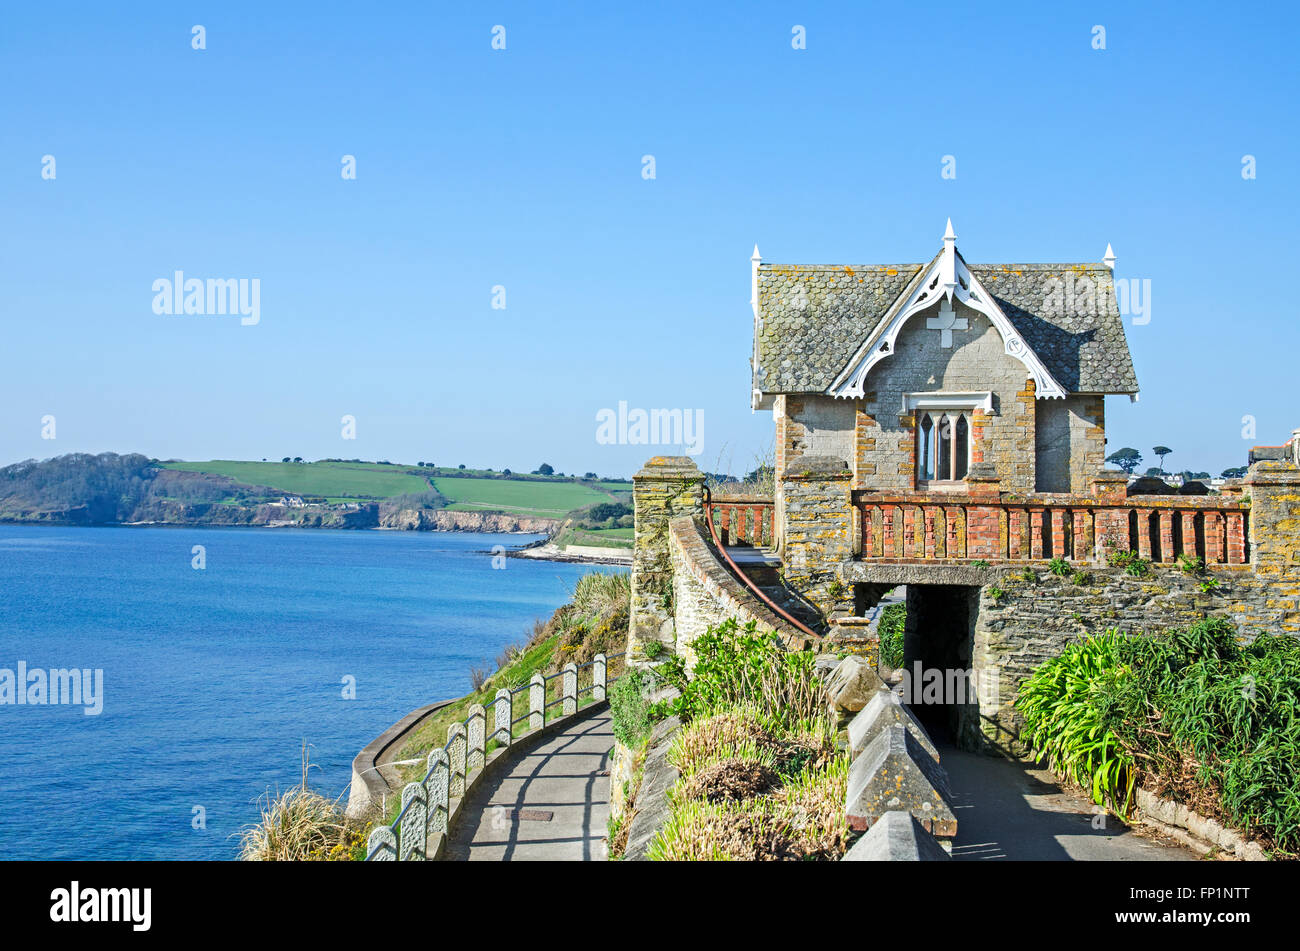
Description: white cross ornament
926,299,967,348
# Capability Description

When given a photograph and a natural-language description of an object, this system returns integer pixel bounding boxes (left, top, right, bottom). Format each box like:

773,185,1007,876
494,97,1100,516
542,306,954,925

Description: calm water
0,524,622,859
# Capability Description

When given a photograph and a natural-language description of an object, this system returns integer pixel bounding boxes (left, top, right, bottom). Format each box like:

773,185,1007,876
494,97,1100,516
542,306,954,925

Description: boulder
824,655,885,713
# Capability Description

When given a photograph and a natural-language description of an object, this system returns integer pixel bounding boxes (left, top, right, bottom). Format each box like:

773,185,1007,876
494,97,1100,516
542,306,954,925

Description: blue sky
1,1,1295,478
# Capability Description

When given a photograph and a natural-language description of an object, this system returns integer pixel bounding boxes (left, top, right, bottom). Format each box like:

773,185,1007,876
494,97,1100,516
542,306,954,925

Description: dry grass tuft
678,759,779,803
238,745,362,861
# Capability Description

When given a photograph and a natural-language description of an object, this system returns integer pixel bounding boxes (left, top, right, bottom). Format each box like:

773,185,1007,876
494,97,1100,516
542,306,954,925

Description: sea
0,524,623,859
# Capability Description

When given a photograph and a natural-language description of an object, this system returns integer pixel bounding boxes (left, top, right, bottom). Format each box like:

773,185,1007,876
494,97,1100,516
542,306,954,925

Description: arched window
919,414,934,481
916,409,972,485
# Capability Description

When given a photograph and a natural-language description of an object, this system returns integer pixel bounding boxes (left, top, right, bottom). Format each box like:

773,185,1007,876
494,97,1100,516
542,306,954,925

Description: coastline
508,541,632,566
0,518,632,566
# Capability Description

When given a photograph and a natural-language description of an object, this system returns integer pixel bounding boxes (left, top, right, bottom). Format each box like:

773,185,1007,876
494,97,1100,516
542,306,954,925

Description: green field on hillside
430,477,621,516
160,460,629,517
164,460,430,499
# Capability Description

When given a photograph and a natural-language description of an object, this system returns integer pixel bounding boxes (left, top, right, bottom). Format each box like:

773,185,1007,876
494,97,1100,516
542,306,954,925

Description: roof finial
1103,243,1116,270
940,218,958,300
751,244,761,263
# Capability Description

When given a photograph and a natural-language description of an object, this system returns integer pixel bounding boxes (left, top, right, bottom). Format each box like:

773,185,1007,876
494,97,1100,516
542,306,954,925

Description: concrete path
444,709,613,861
941,745,1195,861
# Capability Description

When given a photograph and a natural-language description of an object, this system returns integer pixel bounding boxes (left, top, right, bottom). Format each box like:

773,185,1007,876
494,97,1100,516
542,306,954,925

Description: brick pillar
780,455,854,622
630,456,704,660
966,462,1002,560
1244,450,1300,633
1090,470,1130,561
1157,510,1175,562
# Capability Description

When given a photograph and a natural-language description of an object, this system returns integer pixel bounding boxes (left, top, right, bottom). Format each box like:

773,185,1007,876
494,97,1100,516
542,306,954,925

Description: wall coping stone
841,809,951,861
623,715,683,861
782,455,851,480
634,456,704,481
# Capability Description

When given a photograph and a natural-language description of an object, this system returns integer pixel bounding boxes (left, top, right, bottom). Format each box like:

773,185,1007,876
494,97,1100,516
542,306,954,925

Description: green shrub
1017,619,1300,854
878,604,906,668
655,618,821,730
610,667,654,748
1046,557,1069,576
1124,557,1151,578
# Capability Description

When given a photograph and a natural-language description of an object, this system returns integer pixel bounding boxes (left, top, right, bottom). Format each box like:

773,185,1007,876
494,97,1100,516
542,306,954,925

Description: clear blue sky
2,1,1295,478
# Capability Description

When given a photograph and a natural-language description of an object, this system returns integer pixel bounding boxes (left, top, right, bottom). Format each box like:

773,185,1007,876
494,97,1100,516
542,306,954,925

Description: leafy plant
878,604,906,668
1178,554,1207,576
986,585,1005,602
643,640,666,660
610,668,655,748
1070,570,1090,586
1106,548,1137,569
1198,578,1221,593
1046,557,1069,577
1124,557,1151,578
971,559,990,569
1017,619,1300,855
655,618,821,730
1020,567,1037,583
1016,633,1137,814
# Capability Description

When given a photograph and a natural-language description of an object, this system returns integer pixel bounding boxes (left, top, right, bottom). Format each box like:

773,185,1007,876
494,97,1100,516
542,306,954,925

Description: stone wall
669,516,814,658
972,563,1264,752
629,456,704,660
779,455,855,621
1032,395,1106,494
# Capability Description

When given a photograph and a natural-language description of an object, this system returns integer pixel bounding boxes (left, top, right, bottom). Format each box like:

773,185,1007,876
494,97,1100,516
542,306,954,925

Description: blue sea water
0,524,623,860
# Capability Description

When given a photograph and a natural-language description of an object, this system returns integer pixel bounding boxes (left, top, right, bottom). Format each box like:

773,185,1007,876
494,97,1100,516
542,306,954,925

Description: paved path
445,709,613,861
941,745,1195,861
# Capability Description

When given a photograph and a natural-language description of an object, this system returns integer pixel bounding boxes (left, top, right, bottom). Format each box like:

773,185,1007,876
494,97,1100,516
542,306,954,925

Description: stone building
628,223,1300,753
752,220,1136,500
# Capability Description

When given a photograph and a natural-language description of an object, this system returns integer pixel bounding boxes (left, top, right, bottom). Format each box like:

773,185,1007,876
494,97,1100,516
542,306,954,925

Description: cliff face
377,507,558,534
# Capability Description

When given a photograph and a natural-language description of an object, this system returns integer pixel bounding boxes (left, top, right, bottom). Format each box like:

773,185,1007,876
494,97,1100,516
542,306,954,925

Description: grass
432,477,620,516
638,619,852,861
239,745,364,861
164,460,429,499
878,603,906,668
646,703,850,861
163,459,630,518
555,526,635,549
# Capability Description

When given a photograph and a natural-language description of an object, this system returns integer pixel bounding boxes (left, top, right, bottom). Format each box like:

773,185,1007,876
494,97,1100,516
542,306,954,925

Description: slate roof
753,258,1138,397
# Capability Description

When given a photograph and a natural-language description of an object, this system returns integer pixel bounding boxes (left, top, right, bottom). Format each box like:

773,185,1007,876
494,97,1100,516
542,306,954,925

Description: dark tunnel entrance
901,584,982,749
